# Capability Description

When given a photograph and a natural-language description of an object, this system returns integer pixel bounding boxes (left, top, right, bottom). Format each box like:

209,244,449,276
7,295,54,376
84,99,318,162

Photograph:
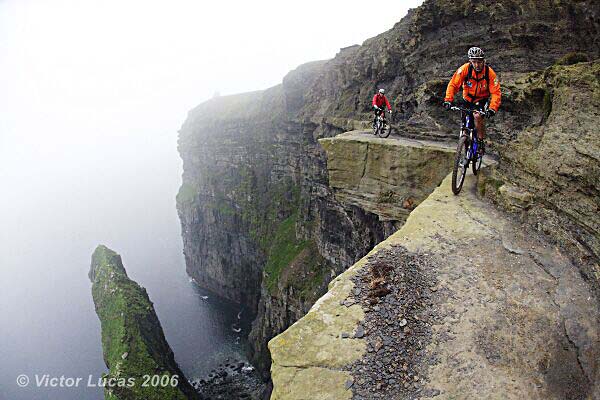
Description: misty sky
0,2,423,398
0,0,424,255
0,0,427,283
0,1,427,296
1,0,423,162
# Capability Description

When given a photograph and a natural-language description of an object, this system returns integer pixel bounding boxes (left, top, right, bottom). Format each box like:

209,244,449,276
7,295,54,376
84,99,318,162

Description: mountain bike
449,106,485,195
372,109,392,138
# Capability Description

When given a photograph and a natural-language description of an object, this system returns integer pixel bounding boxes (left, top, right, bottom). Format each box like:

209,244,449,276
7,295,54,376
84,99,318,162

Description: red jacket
372,94,391,110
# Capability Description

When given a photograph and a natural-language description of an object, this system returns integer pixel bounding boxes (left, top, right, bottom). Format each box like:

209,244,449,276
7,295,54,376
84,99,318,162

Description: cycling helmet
378,88,385,94
468,47,485,59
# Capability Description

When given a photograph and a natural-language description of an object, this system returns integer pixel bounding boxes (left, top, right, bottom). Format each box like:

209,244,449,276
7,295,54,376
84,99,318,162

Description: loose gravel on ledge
342,244,445,400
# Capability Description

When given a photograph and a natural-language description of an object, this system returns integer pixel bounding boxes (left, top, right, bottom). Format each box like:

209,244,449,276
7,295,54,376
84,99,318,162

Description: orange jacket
444,62,501,111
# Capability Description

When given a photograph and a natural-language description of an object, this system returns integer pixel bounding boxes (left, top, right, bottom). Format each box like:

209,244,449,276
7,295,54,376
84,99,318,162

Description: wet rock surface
191,359,267,400
344,245,440,400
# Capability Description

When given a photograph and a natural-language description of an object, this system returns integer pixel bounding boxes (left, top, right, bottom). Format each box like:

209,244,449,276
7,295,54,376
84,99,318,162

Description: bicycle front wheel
373,120,381,136
378,121,391,138
472,152,482,175
452,136,468,195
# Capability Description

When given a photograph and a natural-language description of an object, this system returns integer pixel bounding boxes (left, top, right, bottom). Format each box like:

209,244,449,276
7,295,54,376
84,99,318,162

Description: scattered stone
345,380,353,390
341,332,350,339
343,246,438,399
355,325,365,338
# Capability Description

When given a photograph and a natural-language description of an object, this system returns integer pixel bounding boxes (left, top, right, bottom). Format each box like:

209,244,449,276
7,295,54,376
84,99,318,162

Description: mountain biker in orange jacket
372,88,392,127
443,47,501,155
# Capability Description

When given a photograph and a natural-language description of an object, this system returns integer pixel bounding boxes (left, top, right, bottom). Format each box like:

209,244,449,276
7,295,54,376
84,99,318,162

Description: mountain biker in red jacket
443,47,501,155
372,88,392,127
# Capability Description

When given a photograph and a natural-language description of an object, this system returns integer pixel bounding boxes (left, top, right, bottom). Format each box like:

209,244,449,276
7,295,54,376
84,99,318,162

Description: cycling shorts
460,98,489,112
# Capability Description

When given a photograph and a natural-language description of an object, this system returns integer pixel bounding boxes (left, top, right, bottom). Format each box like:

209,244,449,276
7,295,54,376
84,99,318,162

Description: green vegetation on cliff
89,245,199,400
176,0,600,385
264,212,309,292
176,183,198,205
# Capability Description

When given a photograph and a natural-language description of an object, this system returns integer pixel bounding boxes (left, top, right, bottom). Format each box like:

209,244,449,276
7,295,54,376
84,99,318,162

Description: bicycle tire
452,136,468,195
378,121,391,138
472,152,482,175
373,119,381,136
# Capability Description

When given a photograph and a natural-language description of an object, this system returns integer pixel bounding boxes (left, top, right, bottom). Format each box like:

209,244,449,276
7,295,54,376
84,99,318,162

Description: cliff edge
269,170,600,399
177,0,600,382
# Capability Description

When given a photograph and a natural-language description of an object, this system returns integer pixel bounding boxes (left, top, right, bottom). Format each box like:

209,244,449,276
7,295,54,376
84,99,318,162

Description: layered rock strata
177,0,600,382
319,132,454,222
479,61,600,291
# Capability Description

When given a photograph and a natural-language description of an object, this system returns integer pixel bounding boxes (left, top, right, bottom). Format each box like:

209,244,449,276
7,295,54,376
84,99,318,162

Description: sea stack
89,245,200,400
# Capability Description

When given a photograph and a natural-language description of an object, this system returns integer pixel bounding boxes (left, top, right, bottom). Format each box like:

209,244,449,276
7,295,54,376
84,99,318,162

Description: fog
0,1,423,398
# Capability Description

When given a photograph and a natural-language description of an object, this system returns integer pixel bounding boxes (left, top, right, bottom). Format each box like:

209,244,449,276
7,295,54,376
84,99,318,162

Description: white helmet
468,47,485,59
378,88,385,94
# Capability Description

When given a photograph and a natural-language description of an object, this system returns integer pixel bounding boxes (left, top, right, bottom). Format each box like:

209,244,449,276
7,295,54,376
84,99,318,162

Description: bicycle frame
373,109,392,138
463,111,477,161
449,105,485,194
452,106,484,163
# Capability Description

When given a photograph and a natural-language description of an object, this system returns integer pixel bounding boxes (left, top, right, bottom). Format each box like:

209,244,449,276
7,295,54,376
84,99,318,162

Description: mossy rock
89,245,199,400
555,52,589,66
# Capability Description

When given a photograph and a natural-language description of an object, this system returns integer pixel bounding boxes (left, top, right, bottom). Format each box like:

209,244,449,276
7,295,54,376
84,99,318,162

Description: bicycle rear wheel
378,121,391,138
452,136,469,195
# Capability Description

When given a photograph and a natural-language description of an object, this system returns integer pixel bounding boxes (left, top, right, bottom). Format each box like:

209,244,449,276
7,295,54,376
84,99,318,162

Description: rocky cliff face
89,245,199,400
177,80,394,375
177,0,600,381
269,170,600,399
298,0,600,133
479,60,600,289
319,132,455,222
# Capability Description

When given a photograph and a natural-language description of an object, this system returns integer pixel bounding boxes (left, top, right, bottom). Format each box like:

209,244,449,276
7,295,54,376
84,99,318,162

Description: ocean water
0,136,251,400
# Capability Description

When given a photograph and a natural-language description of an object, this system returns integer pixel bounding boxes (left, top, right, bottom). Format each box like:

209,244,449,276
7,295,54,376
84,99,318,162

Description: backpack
464,63,490,101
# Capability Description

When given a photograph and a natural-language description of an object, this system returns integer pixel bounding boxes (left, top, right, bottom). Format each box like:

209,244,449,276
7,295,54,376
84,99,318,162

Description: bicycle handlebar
449,105,486,116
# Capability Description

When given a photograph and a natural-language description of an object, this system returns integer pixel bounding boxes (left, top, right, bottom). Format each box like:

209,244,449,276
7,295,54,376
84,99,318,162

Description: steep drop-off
89,245,199,400
269,171,600,399
177,0,600,380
